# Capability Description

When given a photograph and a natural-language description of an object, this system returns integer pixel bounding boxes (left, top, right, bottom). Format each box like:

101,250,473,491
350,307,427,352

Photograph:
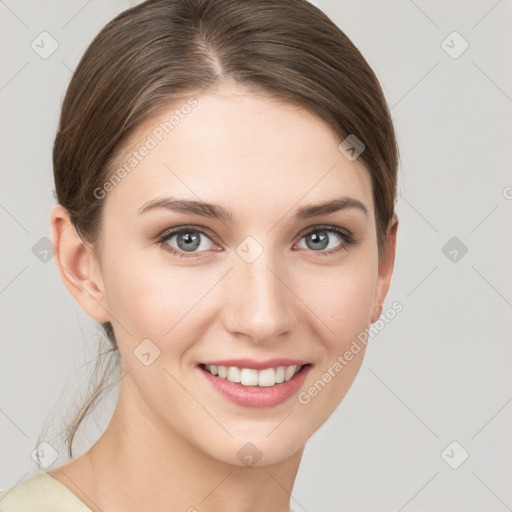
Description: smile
198,360,312,408
202,364,303,387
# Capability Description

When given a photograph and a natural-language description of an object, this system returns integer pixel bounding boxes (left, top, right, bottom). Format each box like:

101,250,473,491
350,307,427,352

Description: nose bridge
224,243,296,342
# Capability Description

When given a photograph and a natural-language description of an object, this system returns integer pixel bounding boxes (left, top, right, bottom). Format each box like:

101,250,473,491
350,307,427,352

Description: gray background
1,1,511,510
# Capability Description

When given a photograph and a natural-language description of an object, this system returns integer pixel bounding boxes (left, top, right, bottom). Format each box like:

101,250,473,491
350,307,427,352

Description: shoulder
0,472,92,512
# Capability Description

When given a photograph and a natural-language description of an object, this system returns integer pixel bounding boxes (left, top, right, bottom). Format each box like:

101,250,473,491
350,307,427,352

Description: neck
85,373,304,512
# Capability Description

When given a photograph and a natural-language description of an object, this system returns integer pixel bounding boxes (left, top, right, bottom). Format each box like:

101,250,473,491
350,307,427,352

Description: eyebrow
137,195,368,221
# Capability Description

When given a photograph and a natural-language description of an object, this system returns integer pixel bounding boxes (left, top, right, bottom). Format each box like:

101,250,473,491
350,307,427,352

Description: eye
159,226,217,257
295,225,355,257
158,224,356,259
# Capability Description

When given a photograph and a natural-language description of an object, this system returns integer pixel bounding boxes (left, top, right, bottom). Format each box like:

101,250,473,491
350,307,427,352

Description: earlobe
50,204,110,323
371,303,383,324
370,214,398,324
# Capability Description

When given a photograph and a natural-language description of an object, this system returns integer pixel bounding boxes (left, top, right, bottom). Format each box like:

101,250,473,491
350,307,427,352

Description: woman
0,0,398,509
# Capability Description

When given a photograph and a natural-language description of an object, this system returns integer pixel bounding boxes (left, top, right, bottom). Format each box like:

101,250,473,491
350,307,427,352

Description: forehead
103,87,374,225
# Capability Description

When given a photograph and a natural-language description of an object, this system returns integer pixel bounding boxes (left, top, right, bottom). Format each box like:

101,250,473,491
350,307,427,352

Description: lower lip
199,365,312,408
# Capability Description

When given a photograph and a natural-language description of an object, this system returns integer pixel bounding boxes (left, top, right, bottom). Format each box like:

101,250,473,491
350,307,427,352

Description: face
88,83,390,466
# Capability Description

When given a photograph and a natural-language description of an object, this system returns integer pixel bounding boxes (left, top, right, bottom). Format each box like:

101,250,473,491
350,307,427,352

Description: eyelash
158,224,356,259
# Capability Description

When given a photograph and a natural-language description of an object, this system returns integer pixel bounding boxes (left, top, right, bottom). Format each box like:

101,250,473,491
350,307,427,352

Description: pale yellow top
0,472,92,511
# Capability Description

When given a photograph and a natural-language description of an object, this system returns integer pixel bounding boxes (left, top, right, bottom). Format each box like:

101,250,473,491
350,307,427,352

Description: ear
50,204,110,323
370,214,398,324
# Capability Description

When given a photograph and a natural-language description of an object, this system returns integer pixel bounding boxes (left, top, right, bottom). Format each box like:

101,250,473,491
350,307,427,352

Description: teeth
275,366,285,384
204,364,303,387
227,366,241,383
284,365,297,381
240,368,258,386
258,368,276,387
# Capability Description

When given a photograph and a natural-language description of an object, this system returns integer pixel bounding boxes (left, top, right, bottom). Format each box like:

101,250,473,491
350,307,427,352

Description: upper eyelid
297,224,351,238
160,225,214,238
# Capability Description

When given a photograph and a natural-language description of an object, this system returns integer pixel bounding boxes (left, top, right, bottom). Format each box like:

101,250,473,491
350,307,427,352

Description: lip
199,358,310,370
198,362,312,408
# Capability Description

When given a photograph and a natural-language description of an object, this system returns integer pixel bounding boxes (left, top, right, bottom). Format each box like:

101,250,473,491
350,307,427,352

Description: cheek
100,246,219,366
306,251,377,344
298,251,377,411
100,247,184,341
329,272,375,336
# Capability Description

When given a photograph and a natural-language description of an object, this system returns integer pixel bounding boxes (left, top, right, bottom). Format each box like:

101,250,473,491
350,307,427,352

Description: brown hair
50,0,399,458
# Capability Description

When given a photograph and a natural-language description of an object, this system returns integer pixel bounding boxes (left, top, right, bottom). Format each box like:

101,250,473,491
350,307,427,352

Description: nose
222,249,298,344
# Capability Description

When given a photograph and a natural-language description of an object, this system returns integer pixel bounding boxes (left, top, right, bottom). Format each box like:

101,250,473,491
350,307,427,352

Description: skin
48,81,398,512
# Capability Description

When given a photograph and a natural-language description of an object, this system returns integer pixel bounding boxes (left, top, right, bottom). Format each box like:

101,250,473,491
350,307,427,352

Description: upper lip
199,358,310,370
